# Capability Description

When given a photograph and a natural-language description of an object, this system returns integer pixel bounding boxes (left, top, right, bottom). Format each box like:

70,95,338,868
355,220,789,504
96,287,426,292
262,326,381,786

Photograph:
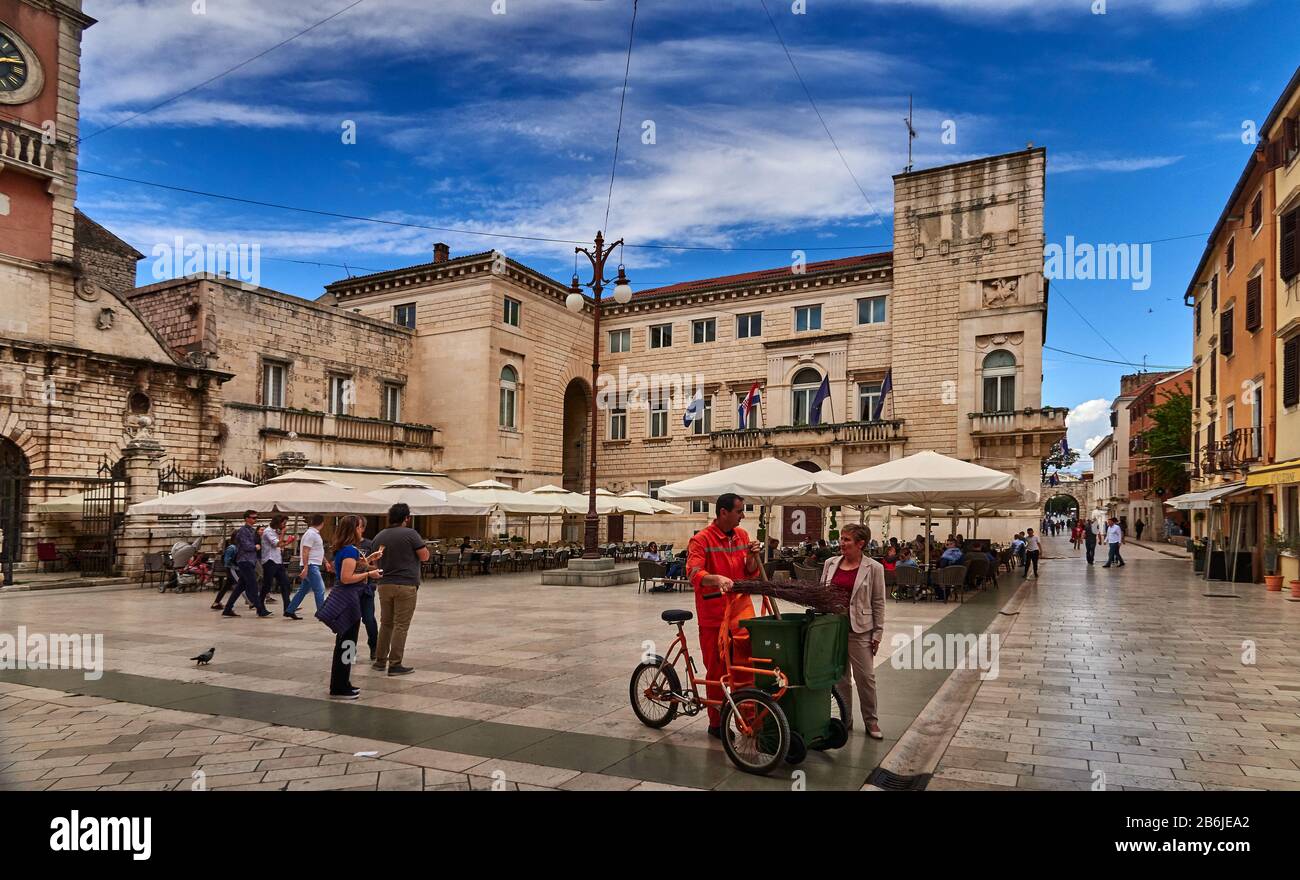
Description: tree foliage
1143,390,1192,499
1041,444,1081,481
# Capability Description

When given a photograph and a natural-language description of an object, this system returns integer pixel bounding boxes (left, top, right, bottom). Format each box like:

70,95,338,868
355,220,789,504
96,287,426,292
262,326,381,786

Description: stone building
1126,366,1192,540
329,149,1065,546
0,0,227,580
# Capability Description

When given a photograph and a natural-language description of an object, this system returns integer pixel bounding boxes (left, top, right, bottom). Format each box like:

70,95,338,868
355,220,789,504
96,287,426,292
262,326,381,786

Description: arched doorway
0,437,31,572
1044,494,1080,535
562,379,591,543
783,460,823,546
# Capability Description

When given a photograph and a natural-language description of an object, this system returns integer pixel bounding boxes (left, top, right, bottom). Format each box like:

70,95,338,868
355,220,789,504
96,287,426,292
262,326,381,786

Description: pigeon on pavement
191,648,215,666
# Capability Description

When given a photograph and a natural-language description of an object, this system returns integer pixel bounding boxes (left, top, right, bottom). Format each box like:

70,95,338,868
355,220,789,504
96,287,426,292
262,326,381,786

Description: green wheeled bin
740,611,850,765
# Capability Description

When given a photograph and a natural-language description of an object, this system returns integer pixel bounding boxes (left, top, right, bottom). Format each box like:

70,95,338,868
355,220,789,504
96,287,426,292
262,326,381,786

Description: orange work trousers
698,626,754,729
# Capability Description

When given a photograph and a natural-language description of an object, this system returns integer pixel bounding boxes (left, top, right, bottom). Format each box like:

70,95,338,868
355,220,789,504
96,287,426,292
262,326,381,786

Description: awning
1164,481,1251,510
276,467,467,495
1245,458,1300,488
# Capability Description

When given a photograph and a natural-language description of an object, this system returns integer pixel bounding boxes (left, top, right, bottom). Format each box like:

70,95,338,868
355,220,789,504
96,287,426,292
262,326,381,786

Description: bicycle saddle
661,609,693,623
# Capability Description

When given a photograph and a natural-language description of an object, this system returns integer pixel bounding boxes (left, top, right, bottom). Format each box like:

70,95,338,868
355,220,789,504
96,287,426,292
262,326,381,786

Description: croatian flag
873,369,893,421
810,375,831,425
683,391,705,427
738,382,761,429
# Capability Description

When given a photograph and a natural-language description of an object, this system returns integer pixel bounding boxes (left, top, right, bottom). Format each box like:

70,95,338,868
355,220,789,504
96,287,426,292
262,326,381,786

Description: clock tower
0,0,94,345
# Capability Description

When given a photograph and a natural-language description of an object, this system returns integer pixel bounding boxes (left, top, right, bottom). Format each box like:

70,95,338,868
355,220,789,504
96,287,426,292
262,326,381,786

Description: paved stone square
0,563,975,790
931,536,1300,791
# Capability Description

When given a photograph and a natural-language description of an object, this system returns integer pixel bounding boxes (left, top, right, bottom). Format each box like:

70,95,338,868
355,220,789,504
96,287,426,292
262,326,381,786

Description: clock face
0,33,27,93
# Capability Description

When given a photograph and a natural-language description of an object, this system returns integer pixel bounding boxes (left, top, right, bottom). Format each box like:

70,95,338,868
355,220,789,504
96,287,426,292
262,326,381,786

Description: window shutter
1245,276,1261,332
1282,208,1299,281
1221,309,1233,357
1211,273,1218,311
1285,336,1300,408
1251,191,1263,231
1267,137,1285,170
1195,301,1201,336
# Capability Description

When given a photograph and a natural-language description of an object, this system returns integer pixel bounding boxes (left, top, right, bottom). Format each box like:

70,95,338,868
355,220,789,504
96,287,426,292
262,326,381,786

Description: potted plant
1287,534,1300,599
1263,533,1286,591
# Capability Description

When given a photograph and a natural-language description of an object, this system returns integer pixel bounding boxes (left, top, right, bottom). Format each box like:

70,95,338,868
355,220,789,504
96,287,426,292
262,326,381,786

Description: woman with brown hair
317,515,384,699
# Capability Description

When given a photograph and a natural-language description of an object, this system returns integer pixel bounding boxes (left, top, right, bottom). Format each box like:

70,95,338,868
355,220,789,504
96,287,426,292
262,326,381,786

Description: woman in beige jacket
819,522,886,739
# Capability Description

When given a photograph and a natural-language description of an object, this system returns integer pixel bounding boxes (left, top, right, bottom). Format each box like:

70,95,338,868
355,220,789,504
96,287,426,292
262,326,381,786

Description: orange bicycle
629,594,848,774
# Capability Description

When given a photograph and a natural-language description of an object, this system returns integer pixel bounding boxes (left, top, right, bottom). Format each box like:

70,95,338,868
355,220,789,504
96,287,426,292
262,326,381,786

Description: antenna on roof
903,94,917,174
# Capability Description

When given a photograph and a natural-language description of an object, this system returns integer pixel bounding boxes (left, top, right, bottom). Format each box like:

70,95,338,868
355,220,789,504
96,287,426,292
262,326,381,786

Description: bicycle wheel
628,658,680,728
720,688,790,775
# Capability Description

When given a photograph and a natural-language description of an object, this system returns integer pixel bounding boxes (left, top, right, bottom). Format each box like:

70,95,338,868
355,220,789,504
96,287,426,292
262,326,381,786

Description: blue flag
809,375,831,425
873,369,893,421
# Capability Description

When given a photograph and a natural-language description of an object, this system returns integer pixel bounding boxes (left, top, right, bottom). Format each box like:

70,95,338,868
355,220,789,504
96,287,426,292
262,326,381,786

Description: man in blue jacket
223,510,271,618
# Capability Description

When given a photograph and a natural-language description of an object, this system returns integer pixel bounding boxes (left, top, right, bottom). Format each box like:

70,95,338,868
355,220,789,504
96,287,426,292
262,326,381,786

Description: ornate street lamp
566,230,631,559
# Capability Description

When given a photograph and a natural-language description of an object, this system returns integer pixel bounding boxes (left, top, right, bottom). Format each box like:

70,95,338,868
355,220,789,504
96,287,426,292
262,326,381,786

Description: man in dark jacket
223,510,270,618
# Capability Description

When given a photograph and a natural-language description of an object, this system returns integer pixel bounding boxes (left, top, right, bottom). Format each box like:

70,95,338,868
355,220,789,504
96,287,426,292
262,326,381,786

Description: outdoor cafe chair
893,565,922,602
935,564,968,603
37,542,68,573
141,551,167,590
792,561,820,581
964,556,991,593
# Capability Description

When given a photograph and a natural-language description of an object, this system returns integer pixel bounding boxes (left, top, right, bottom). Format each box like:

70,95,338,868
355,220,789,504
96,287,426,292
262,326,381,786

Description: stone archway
562,378,591,493
0,437,31,571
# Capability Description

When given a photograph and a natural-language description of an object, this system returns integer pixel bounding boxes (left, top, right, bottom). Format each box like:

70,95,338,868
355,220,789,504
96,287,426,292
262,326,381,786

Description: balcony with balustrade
709,419,906,454
1199,426,1264,476
0,118,64,183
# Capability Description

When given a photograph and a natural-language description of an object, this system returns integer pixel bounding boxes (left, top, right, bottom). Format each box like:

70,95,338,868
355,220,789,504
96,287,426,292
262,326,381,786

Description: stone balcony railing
245,405,441,449
967,407,1069,437
710,419,905,452
0,118,62,181
1200,426,1264,475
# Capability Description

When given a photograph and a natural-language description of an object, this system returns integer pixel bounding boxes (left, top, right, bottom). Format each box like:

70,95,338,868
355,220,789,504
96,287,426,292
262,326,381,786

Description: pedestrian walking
371,503,430,676
1083,518,1098,565
1071,522,1083,551
1023,528,1040,578
285,514,327,619
1102,517,1126,568
211,531,240,609
261,515,296,617
316,515,384,700
222,511,271,618
1135,518,1145,542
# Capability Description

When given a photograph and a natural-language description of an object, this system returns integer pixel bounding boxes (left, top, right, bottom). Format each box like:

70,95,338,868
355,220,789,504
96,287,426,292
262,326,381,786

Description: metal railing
710,419,905,450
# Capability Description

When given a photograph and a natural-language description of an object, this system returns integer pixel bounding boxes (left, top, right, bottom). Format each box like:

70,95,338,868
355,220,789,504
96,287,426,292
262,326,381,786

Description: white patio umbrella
526,484,589,544
364,478,490,517
816,450,1024,570
193,474,392,517
126,475,254,516
658,456,831,544
450,481,566,515
619,490,683,542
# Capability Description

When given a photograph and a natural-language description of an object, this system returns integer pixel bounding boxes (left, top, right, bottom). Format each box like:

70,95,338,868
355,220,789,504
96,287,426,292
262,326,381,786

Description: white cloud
1051,153,1184,173
1065,397,1114,468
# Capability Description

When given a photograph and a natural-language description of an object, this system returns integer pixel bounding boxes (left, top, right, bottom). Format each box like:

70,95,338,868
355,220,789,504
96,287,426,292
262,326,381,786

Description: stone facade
1127,367,1192,540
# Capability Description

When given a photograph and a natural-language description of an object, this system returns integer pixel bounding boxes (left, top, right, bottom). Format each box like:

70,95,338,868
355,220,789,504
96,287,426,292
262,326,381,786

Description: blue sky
76,0,1298,465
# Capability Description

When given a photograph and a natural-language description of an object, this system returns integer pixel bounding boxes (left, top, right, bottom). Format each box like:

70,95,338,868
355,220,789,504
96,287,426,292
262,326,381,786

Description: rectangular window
1221,308,1234,357
608,328,631,353
608,407,627,441
856,296,886,325
858,382,884,421
736,312,762,339
647,479,667,500
794,305,822,332
691,500,709,514
1195,365,1201,403
1251,191,1263,234
983,375,1015,413
1195,301,1201,337
691,396,713,435
692,318,716,344
393,303,416,329
382,384,402,422
1245,275,1262,332
649,397,669,438
1284,335,1300,408
262,361,286,408
328,374,353,416
1286,485,1300,540
1226,401,1234,434
503,296,521,327
649,323,672,349
1282,207,1299,281
1226,237,1236,273
1210,349,1217,395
